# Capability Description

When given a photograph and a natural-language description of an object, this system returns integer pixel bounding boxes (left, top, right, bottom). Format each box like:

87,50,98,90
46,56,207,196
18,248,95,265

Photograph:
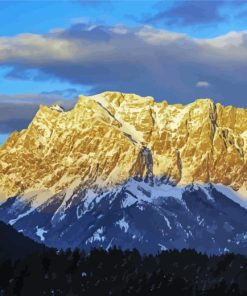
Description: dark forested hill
1,221,247,295
1,247,247,295
0,221,46,262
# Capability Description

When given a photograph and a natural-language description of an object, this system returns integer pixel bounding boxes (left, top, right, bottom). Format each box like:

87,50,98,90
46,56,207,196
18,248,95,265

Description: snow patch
163,215,172,230
50,104,64,112
21,189,55,208
59,213,66,221
116,217,129,232
196,216,205,226
9,208,35,225
51,180,81,224
214,184,247,210
122,194,137,208
86,227,105,244
35,226,48,241
200,185,215,201
166,106,189,130
106,238,114,250
124,178,184,203
158,243,167,251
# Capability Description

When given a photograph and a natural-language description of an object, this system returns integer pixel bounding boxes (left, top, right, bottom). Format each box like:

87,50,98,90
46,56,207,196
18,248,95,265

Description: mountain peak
49,104,65,112
194,98,215,106
0,92,246,200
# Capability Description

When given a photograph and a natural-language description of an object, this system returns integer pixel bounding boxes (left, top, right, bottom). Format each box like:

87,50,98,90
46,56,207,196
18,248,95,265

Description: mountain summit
0,92,246,200
0,92,247,254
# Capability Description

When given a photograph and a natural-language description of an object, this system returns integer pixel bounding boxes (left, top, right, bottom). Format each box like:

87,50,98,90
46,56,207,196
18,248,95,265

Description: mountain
0,92,246,254
0,221,46,262
0,92,246,199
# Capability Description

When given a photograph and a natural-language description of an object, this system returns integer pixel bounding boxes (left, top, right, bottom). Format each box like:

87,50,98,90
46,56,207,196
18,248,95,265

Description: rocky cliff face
0,92,246,200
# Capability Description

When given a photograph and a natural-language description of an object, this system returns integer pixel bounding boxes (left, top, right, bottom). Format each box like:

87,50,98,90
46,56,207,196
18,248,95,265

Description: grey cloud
143,1,247,27
145,1,226,26
0,94,76,134
57,23,111,41
0,24,247,109
40,88,82,99
0,102,38,133
5,68,51,81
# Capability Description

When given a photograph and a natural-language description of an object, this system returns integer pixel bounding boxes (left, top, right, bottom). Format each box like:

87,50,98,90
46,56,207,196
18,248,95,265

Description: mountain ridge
0,91,246,201
0,91,247,254
0,220,46,262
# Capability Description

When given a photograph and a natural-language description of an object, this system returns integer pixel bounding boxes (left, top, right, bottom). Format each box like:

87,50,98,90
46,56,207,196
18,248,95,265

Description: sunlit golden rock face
0,92,246,200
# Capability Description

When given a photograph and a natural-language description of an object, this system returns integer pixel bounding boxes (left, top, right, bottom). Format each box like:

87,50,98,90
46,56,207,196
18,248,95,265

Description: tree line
0,247,247,295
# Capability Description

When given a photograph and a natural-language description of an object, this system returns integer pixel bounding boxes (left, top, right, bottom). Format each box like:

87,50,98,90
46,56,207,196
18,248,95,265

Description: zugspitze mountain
0,92,246,254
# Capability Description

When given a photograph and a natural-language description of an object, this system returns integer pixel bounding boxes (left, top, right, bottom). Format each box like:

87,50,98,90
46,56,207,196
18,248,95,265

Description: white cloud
196,81,210,88
0,23,247,109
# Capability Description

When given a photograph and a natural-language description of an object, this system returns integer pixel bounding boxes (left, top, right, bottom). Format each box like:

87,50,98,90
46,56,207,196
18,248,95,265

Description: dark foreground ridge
1,246,247,295
0,221,46,263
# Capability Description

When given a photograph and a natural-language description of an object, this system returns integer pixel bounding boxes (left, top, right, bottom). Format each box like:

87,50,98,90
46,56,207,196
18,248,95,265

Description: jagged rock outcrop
0,92,246,200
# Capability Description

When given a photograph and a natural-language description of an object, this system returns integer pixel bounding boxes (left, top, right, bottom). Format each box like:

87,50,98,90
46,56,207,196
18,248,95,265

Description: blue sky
1,0,247,144
1,1,247,38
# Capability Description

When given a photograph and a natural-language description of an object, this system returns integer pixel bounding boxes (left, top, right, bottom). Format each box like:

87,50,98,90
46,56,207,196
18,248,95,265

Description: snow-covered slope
1,178,247,255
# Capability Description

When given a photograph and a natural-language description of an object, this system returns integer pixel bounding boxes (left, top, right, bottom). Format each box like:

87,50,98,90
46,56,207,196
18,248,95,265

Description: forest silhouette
1,246,247,295
1,221,247,295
